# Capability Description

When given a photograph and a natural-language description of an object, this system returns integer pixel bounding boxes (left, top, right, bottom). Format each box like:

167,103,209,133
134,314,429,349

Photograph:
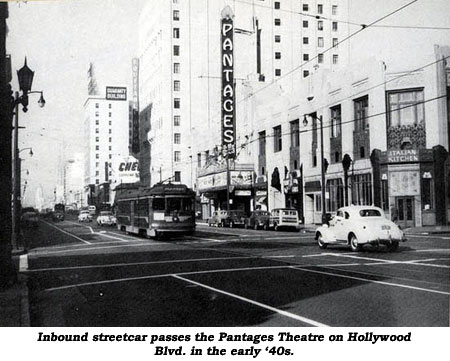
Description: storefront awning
304,180,321,193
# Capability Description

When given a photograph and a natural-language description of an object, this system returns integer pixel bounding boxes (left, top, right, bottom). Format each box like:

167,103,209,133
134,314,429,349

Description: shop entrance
396,197,415,228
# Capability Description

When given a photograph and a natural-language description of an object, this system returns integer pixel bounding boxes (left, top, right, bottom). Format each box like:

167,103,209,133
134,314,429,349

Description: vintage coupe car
245,210,270,230
96,211,117,226
315,206,406,252
78,210,93,223
208,210,246,227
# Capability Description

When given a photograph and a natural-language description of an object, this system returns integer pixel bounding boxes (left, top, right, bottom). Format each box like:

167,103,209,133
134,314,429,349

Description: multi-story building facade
83,87,130,206
139,0,450,225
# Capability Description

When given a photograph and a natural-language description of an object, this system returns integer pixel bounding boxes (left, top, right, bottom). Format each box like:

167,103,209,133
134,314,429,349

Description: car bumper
366,237,407,246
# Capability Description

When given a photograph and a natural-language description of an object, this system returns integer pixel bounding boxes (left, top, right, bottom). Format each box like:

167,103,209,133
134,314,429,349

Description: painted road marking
19,254,28,272
26,256,259,273
43,265,290,292
290,266,450,296
43,221,91,245
172,274,329,327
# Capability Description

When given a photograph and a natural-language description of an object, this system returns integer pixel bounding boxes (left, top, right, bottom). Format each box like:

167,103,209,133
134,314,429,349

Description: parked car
96,211,116,226
245,210,270,230
208,210,246,227
268,208,300,231
78,210,92,223
21,211,39,228
314,205,407,252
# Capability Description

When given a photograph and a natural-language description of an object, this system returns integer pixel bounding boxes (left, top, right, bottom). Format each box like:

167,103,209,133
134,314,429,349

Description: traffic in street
21,218,450,327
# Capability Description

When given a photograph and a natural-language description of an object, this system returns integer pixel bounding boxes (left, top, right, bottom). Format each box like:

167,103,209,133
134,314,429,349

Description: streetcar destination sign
221,6,235,157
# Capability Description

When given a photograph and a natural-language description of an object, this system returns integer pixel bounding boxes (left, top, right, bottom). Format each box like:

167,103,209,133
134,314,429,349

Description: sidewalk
0,253,30,327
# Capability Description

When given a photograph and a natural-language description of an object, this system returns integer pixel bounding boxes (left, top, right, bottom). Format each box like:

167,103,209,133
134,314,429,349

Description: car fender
316,225,336,242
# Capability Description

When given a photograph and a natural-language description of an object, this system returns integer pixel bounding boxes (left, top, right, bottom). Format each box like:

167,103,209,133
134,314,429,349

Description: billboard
221,6,235,158
112,156,139,184
106,86,127,101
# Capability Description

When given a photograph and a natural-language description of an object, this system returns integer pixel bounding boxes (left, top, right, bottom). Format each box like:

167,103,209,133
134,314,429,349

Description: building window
303,53,309,61
352,174,373,206
303,37,309,44
274,18,281,26
109,146,112,151
387,89,424,127
174,115,180,126
174,80,180,91
327,178,344,212
273,125,282,152
95,128,99,134
95,145,99,151
332,5,338,15
173,10,179,21
318,37,324,47
96,153,99,159
174,98,180,109
95,162,99,168
290,119,299,147
109,129,112,134
275,69,281,76
275,52,281,59
317,4,323,14
274,1,280,9
96,179,99,185
95,111,99,117
174,151,181,162
95,119,99,125
173,28,180,38
109,104,112,109
174,45,180,56
95,103,99,108
109,120,112,126
96,137,99,142
333,54,338,64
303,70,309,78
331,105,341,138
174,133,181,144
332,21,338,31
275,35,281,42
197,153,202,168
95,170,99,176
317,20,323,31
173,63,180,73
303,20,308,28
303,4,309,11
174,171,181,182
354,96,369,131
109,154,112,159
332,38,338,47
259,131,266,156
318,53,324,63
109,137,112,142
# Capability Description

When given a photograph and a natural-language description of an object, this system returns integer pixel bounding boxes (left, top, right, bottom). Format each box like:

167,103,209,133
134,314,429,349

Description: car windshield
359,209,382,217
100,211,113,216
81,211,89,214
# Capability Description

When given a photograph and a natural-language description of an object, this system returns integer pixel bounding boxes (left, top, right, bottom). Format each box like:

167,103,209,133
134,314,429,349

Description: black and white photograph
0,0,449,356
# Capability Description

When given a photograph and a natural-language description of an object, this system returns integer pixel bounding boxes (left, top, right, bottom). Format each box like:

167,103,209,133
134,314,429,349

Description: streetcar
53,203,65,221
115,182,196,238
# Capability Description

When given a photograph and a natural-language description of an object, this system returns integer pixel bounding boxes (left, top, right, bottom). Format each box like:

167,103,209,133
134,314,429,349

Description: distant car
315,206,407,252
78,210,92,223
21,211,39,228
208,210,246,228
268,208,300,231
52,211,65,222
96,211,116,226
245,210,270,230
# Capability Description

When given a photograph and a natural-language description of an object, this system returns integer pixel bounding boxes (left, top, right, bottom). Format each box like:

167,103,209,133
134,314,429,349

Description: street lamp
12,58,45,250
303,114,327,225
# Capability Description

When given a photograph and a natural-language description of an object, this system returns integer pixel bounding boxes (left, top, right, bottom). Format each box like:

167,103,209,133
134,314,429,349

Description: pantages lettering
221,11,235,156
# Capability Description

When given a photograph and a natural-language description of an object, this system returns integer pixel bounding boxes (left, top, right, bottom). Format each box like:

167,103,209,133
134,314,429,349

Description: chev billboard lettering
221,6,235,157
106,86,127,101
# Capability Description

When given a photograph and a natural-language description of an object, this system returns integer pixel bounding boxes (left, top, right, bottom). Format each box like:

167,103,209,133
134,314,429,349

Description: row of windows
95,120,112,125
302,3,338,15
95,137,112,142
95,145,113,151
95,153,112,160
95,103,112,109
275,18,338,31
95,128,112,134
95,111,113,117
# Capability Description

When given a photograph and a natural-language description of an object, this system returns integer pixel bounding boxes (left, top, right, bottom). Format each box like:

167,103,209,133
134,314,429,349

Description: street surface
21,218,450,327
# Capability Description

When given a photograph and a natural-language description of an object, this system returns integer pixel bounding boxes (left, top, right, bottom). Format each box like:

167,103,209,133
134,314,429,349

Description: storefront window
422,176,433,210
381,179,389,211
352,173,372,206
326,178,344,212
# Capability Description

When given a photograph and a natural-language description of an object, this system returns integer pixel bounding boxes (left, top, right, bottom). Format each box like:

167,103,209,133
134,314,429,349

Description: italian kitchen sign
387,149,419,163
221,6,235,157
106,86,127,101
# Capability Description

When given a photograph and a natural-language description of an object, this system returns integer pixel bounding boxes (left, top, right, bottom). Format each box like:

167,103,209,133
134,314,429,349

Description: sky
6,0,144,206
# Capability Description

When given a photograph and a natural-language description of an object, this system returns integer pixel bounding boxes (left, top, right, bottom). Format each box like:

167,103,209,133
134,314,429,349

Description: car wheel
254,223,259,230
388,241,399,252
263,223,269,231
350,234,361,252
317,233,327,249
274,223,279,231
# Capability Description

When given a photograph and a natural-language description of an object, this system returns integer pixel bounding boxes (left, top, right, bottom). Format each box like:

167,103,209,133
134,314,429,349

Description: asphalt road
21,218,450,327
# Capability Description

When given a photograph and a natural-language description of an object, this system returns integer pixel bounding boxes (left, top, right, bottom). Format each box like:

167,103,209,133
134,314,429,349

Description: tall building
83,84,130,207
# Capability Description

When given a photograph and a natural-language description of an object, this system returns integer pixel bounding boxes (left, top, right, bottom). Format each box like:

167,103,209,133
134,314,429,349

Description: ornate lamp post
12,58,45,249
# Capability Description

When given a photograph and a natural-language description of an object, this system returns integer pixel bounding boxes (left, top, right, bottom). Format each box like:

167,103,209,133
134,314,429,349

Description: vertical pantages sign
221,6,235,158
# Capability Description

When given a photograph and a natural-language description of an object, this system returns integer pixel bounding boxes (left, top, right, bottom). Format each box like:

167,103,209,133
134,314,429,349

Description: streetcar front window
182,198,193,211
152,197,165,210
167,198,181,212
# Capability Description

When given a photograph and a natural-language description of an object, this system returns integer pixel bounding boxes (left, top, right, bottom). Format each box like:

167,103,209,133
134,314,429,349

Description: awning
304,180,321,193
